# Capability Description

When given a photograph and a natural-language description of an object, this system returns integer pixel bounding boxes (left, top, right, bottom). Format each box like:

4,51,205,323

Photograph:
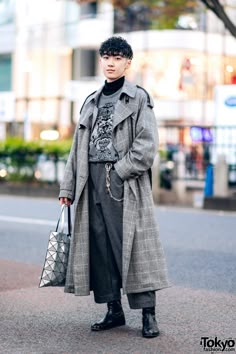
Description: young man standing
59,36,169,338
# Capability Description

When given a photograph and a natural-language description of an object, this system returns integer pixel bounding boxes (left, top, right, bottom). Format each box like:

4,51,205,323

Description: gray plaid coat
59,79,169,295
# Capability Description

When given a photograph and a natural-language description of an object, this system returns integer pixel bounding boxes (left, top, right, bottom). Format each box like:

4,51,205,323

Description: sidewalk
0,259,235,354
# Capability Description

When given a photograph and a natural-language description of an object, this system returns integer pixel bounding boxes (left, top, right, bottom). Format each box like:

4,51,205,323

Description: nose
107,58,115,66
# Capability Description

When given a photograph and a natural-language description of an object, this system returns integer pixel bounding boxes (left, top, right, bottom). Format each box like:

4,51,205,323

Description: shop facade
0,0,235,144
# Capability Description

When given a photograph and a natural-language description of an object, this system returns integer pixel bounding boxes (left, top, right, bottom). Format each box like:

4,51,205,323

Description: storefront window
129,50,236,100
0,55,11,91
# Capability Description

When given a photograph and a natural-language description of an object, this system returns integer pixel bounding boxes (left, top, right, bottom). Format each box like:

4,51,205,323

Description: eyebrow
101,51,125,57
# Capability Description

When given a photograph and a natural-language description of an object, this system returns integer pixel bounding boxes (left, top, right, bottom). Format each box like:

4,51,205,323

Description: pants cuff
127,291,156,309
94,292,121,304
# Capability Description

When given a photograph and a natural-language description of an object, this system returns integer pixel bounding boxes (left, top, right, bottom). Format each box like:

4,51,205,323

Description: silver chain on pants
105,163,124,202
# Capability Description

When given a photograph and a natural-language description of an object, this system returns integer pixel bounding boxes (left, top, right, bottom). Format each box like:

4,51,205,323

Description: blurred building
0,0,236,141
0,0,113,140
0,0,15,140
115,1,236,128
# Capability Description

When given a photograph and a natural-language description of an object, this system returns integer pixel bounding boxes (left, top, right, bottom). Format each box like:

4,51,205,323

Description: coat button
119,126,123,130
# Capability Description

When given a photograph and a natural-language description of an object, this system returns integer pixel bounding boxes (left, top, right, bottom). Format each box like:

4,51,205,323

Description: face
100,55,131,82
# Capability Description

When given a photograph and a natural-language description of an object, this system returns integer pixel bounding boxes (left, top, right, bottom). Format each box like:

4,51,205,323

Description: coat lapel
91,106,98,130
113,80,137,129
80,85,103,130
113,100,133,130
79,107,93,129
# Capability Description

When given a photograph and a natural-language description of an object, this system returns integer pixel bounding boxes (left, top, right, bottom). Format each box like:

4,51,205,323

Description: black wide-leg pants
89,162,156,309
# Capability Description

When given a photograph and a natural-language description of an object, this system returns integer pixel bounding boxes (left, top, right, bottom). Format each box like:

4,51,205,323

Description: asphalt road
1,195,235,294
0,195,236,353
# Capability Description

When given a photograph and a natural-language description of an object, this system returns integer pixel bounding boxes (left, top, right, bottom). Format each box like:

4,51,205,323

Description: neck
103,76,125,96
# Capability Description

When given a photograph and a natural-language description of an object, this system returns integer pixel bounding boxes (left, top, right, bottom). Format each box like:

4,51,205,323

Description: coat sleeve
58,128,78,202
114,92,158,181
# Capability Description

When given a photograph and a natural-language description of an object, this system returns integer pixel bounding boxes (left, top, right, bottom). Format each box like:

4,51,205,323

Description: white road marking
158,206,236,216
0,215,55,226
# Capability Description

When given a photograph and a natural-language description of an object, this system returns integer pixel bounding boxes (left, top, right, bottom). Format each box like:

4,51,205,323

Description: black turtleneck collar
102,76,125,96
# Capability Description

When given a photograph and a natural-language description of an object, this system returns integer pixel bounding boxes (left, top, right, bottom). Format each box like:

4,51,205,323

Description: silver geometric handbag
39,205,71,288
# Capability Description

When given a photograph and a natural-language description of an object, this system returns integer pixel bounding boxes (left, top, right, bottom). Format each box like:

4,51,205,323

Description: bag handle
55,205,71,236
67,205,71,236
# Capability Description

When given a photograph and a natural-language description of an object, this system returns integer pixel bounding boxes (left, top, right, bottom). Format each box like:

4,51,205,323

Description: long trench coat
59,79,169,296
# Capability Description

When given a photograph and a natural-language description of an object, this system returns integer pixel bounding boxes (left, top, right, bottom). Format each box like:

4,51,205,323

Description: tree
77,0,236,38
200,0,236,37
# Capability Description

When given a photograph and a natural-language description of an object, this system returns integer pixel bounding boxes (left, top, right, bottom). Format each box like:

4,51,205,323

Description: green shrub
0,137,72,182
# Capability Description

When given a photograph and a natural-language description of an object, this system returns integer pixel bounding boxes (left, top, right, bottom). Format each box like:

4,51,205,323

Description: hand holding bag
39,205,71,288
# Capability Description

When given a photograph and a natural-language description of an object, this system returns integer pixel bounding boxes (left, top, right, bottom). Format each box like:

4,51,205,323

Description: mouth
107,70,115,73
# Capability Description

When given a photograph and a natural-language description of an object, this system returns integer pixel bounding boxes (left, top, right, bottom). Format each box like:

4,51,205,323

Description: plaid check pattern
59,80,169,295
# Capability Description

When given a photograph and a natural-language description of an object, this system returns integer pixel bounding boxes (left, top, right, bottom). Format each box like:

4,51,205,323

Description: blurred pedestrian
203,143,210,172
188,145,198,178
185,146,192,177
59,36,169,338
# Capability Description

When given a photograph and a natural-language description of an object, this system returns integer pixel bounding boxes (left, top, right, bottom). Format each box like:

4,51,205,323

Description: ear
126,59,131,69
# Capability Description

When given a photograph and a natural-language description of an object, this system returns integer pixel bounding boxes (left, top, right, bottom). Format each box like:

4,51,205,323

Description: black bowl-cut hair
99,36,133,59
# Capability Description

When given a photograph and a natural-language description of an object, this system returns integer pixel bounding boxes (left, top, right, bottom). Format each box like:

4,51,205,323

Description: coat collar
80,79,137,129
84,79,137,106
119,79,137,99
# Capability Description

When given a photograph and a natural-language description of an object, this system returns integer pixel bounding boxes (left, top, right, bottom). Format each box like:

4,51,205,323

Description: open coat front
59,80,169,296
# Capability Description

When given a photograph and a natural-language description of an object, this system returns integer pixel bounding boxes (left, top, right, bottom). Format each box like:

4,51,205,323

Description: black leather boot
91,300,125,331
142,307,159,338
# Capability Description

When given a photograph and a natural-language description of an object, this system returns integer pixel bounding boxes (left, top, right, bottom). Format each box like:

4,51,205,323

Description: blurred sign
215,85,236,126
224,96,236,107
214,85,236,163
0,92,14,122
190,127,213,143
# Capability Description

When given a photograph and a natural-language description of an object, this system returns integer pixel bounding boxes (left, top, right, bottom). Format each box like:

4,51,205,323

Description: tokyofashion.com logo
200,337,236,352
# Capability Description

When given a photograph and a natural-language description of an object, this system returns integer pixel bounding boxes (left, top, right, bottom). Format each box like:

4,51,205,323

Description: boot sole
91,321,126,331
142,331,160,338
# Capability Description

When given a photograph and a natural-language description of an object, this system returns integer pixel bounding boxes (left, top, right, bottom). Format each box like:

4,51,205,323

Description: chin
107,76,119,81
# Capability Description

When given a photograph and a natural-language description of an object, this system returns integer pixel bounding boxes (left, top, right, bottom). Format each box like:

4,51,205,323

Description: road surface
0,195,235,353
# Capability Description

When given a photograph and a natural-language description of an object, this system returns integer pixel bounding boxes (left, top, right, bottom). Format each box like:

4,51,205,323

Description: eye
115,56,122,61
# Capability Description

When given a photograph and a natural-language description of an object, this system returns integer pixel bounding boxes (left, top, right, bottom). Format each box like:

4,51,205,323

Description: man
59,36,169,338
